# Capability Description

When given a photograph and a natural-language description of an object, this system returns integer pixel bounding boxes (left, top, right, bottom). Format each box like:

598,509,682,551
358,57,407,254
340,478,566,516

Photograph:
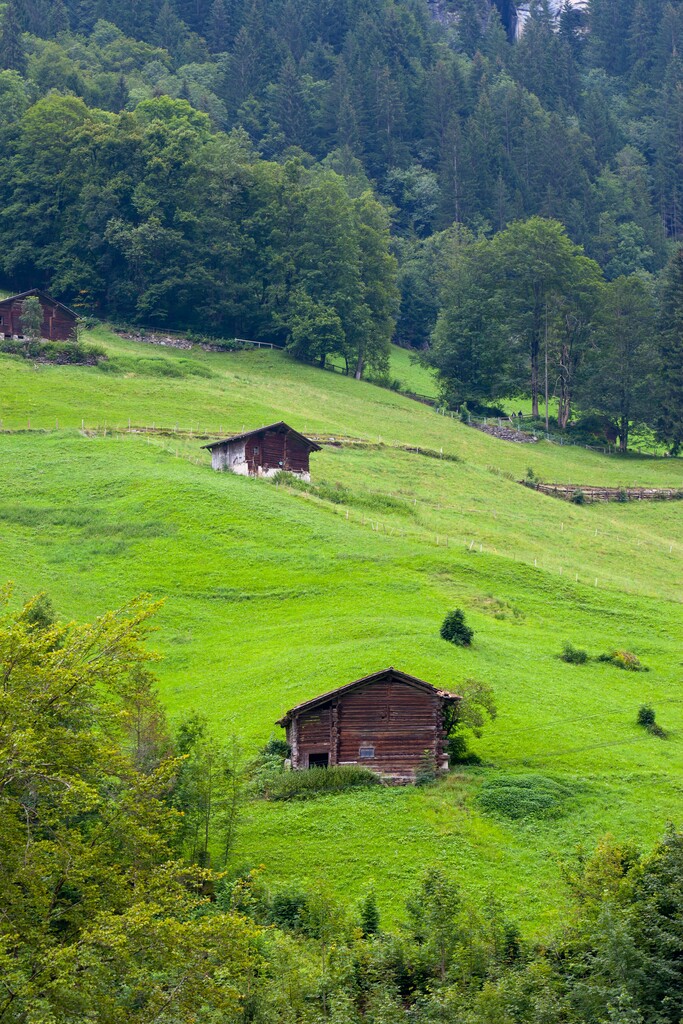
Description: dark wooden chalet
277,668,461,782
202,422,321,480
0,289,78,342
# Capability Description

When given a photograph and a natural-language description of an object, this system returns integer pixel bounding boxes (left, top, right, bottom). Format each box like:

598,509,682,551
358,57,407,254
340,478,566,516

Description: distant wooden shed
0,289,77,341
202,421,321,480
277,668,460,782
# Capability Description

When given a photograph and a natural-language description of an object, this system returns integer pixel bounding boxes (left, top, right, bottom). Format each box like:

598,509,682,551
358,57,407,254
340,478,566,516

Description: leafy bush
445,678,496,765
0,338,105,364
597,650,648,672
571,489,586,505
637,705,656,728
637,705,666,738
440,609,474,647
265,765,381,801
414,750,439,786
261,737,291,758
477,775,576,820
560,643,589,665
268,886,310,932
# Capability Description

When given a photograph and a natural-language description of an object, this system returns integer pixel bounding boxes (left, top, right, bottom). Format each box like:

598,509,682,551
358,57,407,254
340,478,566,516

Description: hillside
1,330,682,931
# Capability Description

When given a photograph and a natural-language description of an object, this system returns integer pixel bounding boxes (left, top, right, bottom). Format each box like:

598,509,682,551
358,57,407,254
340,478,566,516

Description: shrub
637,705,666,738
414,750,439,786
261,737,291,759
0,338,105,365
268,886,309,932
571,489,586,505
445,678,496,765
359,888,380,936
617,488,629,503
597,650,647,672
265,765,381,801
637,705,656,728
440,609,474,647
560,643,589,665
477,774,576,820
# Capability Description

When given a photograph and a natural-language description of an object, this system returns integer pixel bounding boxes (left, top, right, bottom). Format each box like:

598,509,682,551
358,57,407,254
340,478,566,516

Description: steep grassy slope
1,330,682,931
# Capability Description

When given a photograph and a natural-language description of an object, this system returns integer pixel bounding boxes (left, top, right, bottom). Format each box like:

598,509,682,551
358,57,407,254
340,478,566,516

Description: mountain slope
0,332,681,928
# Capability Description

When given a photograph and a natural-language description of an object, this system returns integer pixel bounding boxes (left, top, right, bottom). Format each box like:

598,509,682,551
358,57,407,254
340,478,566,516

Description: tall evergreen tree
657,247,683,452
0,2,26,75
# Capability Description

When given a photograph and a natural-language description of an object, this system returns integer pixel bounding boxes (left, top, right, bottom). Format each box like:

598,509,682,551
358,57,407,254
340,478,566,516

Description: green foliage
657,247,683,454
445,678,497,765
359,887,381,936
637,704,656,728
264,765,382,802
477,774,577,820
440,608,474,646
0,337,105,364
561,642,589,664
597,650,648,671
414,750,439,786
571,488,586,504
19,296,43,344
0,589,259,1020
577,275,659,452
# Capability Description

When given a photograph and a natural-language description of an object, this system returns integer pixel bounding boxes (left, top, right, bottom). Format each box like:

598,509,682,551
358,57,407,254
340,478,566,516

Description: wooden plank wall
293,679,444,778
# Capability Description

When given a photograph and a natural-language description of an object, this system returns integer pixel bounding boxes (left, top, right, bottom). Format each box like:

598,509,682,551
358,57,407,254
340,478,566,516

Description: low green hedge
265,765,381,801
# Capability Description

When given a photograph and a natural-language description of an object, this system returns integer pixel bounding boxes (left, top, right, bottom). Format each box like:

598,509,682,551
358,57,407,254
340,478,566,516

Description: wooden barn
277,668,461,782
202,422,321,480
0,289,78,342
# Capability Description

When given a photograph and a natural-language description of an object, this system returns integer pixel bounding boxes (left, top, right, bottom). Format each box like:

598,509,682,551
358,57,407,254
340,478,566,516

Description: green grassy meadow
1,329,682,932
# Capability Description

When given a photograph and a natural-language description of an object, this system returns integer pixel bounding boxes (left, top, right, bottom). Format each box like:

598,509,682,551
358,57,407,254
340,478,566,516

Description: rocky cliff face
426,0,588,41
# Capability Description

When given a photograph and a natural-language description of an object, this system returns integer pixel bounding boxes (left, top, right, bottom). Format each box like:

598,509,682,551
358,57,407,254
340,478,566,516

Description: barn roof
277,667,460,726
201,421,322,452
0,289,77,318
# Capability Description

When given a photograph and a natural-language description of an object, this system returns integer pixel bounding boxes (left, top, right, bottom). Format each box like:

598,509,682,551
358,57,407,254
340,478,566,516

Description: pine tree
46,0,70,37
111,73,129,112
155,0,185,52
657,248,683,452
207,0,230,51
0,1,27,75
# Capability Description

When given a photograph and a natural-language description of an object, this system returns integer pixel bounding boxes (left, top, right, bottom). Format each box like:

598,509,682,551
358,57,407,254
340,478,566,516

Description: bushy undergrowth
477,774,576,820
560,645,646,670
637,705,667,738
560,643,589,664
99,355,213,378
597,650,648,671
265,765,381,801
0,338,105,364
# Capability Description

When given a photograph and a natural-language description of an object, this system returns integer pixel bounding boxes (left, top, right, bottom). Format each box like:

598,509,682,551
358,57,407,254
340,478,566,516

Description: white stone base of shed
211,459,310,483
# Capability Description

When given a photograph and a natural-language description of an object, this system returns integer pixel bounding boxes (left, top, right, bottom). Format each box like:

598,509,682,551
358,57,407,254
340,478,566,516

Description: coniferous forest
0,0,682,442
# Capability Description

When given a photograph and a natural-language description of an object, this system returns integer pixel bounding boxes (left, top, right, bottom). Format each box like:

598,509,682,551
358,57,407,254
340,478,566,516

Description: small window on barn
359,746,375,759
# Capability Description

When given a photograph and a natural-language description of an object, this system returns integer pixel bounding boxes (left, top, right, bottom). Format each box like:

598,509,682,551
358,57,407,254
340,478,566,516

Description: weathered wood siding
245,430,311,475
0,296,76,341
291,678,447,779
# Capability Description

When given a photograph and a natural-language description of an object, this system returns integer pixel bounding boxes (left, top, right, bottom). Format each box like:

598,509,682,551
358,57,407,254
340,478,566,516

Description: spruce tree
46,0,70,37
658,248,683,453
0,1,26,74
207,0,230,51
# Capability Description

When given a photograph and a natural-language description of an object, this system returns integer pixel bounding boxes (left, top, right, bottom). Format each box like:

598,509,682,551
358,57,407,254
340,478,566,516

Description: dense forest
3,591,683,1024
1,0,683,435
